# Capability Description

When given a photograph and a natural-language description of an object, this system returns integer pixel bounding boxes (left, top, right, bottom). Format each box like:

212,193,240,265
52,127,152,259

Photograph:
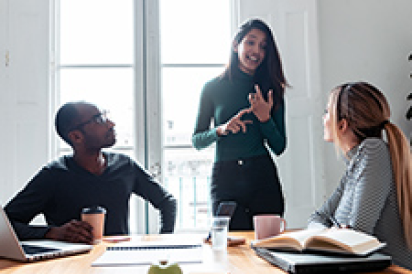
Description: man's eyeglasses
71,110,109,131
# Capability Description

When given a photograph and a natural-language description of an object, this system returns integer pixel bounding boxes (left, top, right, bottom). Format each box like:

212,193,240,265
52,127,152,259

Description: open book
251,228,386,256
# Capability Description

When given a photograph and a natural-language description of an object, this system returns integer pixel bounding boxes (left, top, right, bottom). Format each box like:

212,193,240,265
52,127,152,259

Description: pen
206,232,211,241
329,215,342,228
316,211,342,228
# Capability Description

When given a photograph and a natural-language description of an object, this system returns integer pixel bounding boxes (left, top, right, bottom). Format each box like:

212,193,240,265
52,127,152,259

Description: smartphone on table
215,201,237,218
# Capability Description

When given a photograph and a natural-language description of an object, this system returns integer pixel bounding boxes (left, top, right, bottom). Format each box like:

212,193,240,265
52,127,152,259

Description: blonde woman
309,82,412,269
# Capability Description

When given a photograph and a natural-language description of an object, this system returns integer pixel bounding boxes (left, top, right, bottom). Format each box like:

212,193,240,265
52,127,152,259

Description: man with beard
4,102,177,244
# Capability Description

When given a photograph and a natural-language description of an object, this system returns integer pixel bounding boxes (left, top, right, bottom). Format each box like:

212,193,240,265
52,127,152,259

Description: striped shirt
308,138,412,269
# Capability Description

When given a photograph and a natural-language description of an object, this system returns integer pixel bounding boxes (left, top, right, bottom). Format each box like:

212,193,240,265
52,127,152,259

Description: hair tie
380,120,389,128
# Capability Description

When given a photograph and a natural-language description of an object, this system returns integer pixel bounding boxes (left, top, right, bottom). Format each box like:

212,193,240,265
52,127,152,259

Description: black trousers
211,154,285,231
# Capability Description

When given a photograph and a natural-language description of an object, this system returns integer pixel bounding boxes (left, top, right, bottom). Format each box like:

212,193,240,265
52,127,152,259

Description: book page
252,228,325,250
305,229,383,255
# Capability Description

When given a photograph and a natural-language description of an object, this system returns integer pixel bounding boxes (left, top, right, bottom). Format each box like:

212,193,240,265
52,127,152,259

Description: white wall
318,0,412,195
0,0,51,206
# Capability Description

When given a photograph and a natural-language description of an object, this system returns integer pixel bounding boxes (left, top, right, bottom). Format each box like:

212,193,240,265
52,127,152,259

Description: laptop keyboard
22,244,60,255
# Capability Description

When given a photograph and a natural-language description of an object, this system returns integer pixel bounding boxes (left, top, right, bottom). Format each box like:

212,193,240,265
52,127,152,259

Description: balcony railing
164,176,212,231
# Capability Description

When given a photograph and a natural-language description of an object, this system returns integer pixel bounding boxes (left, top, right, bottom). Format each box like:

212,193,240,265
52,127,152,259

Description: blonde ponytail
385,123,412,249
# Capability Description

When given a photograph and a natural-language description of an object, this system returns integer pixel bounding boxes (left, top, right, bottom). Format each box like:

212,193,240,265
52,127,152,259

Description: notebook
253,246,392,274
0,206,93,262
92,237,203,266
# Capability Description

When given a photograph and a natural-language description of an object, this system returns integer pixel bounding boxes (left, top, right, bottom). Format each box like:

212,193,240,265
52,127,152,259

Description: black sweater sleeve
131,162,177,233
4,168,55,240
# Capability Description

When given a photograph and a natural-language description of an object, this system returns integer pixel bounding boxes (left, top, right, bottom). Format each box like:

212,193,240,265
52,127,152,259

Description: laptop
253,246,392,274
0,206,93,262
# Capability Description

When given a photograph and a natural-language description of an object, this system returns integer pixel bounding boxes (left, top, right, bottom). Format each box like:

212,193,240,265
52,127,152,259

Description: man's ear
67,130,83,145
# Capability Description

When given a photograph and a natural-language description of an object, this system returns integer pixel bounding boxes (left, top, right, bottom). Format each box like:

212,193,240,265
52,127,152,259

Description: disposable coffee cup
81,206,106,244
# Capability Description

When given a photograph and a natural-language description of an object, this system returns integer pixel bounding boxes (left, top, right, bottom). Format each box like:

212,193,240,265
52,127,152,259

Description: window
57,0,134,154
55,0,233,233
159,0,232,231
55,0,140,232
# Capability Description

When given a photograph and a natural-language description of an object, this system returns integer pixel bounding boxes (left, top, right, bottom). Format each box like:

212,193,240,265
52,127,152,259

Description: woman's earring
233,41,238,52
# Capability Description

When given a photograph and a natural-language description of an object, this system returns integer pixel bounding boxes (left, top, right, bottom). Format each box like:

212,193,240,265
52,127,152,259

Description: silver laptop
0,206,93,262
253,246,392,274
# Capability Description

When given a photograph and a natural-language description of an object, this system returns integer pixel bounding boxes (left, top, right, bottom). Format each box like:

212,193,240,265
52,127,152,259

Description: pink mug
253,214,286,240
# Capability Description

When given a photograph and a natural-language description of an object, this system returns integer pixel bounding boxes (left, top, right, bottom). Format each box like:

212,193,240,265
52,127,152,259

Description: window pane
160,0,231,64
59,68,134,148
162,67,224,146
60,0,133,65
162,66,223,231
164,147,214,230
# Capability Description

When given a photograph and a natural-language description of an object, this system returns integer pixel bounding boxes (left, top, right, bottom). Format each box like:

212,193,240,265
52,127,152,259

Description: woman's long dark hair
221,18,288,110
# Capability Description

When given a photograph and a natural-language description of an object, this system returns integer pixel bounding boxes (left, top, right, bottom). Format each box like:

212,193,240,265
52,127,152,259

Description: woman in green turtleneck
192,19,288,230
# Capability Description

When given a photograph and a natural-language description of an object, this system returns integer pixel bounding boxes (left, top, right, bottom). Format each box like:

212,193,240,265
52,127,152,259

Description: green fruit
147,260,183,274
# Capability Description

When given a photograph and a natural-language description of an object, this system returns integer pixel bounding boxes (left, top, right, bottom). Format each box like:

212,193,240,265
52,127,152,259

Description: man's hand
45,220,93,244
248,84,273,122
217,108,253,136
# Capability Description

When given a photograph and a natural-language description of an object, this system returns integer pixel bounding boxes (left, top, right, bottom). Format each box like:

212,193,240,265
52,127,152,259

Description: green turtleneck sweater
192,70,286,162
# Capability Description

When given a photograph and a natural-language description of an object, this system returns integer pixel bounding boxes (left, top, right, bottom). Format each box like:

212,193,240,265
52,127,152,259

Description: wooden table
0,232,410,274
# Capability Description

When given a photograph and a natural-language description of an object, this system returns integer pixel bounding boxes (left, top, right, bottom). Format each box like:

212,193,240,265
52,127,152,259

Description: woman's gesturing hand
217,108,253,136
248,84,273,122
